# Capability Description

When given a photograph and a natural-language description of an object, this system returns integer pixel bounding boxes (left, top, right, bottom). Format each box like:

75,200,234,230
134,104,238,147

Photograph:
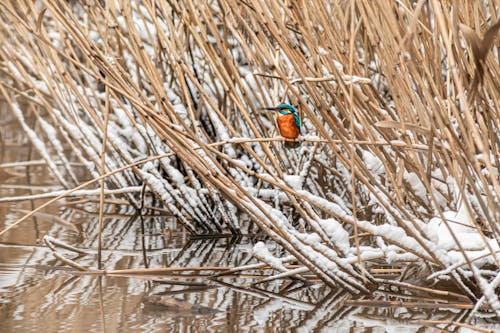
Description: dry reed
0,0,499,317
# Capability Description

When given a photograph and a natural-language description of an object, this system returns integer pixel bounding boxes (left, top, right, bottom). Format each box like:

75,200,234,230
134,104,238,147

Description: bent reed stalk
0,0,499,314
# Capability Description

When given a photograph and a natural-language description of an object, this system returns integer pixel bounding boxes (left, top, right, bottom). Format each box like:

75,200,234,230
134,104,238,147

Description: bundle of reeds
0,0,499,315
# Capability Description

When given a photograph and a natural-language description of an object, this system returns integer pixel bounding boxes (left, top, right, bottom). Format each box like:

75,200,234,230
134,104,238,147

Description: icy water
1,110,498,333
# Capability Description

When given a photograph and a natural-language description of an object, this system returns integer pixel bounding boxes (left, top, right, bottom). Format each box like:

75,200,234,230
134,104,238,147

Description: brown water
1,110,498,333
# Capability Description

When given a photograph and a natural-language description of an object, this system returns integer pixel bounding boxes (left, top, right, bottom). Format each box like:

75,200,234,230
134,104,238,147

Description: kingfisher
260,103,301,148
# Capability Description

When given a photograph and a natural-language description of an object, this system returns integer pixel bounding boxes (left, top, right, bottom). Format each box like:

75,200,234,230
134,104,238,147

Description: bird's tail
284,140,301,149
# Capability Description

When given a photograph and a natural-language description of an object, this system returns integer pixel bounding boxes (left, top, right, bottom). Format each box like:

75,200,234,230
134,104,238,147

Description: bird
260,103,301,148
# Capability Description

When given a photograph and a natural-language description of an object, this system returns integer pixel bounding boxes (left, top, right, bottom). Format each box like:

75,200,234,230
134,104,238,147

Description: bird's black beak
259,107,280,111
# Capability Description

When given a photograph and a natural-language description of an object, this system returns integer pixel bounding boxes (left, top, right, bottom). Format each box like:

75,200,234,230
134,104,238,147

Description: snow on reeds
0,0,499,313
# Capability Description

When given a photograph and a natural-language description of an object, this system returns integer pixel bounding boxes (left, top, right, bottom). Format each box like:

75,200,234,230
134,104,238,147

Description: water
1,109,498,332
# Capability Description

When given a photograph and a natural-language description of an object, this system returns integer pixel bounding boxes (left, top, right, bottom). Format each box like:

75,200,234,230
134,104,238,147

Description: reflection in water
2,206,499,332
1,108,499,333
0,208,320,332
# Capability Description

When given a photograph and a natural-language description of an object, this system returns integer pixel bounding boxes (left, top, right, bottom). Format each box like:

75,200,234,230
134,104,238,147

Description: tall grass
0,0,499,314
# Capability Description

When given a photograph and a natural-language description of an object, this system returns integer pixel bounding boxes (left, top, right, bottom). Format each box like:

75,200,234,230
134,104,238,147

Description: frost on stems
0,0,499,311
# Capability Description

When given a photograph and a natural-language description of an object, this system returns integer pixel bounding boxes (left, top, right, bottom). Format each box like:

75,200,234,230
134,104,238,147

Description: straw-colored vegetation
0,0,499,320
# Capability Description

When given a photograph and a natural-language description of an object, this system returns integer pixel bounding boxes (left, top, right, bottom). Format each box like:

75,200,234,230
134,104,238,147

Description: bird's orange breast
277,114,300,139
